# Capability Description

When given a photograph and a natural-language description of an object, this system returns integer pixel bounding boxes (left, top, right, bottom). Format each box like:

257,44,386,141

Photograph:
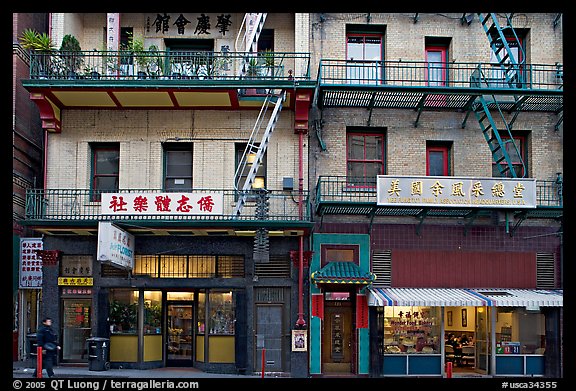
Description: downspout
296,129,306,328
43,13,51,191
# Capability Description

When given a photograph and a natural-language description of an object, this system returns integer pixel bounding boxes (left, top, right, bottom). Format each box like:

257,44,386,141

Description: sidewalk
12,360,262,378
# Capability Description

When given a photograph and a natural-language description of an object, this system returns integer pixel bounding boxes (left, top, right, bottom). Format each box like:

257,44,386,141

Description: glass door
166,302,194,366
61,299,91,362
475,306,490,374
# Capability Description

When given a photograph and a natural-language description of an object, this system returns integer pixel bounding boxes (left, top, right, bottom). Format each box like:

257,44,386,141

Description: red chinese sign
311,294,324,320
356,294,368,329
101,192,224,215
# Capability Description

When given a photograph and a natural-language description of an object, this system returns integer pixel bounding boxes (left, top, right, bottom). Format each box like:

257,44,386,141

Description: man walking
33,317,60,378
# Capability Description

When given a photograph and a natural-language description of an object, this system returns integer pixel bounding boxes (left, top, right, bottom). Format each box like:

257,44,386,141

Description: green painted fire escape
473,13,526,178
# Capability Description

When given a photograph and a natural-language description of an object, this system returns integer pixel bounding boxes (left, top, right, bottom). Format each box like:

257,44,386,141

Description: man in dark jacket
33,317,60,378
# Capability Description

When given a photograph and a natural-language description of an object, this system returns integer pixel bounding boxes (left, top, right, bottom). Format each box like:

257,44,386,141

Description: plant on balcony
18,28,56,78
59,34,83,79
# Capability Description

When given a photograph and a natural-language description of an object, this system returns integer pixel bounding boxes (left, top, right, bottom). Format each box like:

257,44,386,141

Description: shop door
61,299,91,362
255,305,283,372
475,306,490,374
166,302,194,366
322,303,353,373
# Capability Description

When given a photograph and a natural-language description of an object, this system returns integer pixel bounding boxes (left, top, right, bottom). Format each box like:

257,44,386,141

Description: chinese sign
61,287,92,296
107,13,120,52
146,13,233,36
101,192,224,216
57,277,94,286
60,256,92,277
311,294,324,320
377,175,536,209
356,294,368,329
19,238,43,289
97,222,135,270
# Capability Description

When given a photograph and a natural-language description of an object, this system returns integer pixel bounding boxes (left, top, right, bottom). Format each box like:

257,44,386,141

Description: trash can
26,333,38,361
86,337,110,371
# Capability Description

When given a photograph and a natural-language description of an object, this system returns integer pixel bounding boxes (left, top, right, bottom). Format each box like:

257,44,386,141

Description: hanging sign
97,221,135,270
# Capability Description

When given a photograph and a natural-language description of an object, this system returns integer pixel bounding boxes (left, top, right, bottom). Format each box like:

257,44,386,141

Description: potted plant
59,34,83,79
262,49,275,78
18,28,56,78
130,36,149,79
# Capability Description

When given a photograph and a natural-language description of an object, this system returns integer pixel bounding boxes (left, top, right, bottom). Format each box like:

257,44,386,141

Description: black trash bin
86,337,110,371
26,333,38,360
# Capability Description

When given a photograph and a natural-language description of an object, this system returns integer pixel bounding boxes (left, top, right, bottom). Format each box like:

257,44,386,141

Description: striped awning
368,287,490,307
368,287,563,307
311,261,376,285
469,289,563,307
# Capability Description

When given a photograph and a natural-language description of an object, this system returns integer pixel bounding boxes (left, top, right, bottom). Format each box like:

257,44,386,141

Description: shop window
90,143,119,202
109,289,138,334
380,306,441,354
143,291,162,335
133,255,244,278
208,291,234,335
496,307,546,354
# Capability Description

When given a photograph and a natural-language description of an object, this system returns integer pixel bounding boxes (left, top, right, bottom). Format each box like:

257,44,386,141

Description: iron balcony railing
27,50,311,82
318,59,563,91
316,176,563,207
25,189,311,222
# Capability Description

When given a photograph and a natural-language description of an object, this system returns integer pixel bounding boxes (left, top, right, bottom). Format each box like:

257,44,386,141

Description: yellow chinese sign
377,176,536,208
58,277,94,286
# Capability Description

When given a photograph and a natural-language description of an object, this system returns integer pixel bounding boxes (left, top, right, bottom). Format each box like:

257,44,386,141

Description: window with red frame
91,144,119,201
347,132,385,187
426,143,451,176
492,134,526,178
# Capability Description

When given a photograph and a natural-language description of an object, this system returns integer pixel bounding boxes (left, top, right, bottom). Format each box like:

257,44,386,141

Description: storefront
368,287,563,377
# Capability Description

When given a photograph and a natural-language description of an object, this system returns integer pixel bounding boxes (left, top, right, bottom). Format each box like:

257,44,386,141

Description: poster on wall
19,238,43,289
291,329,307,352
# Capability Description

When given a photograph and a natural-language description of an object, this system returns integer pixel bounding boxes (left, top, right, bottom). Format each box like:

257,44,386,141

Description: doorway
166,302,194,366
322,300,353,374
61,298,91,362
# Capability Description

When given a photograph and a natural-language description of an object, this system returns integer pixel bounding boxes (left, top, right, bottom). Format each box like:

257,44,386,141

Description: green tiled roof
311,261,376,285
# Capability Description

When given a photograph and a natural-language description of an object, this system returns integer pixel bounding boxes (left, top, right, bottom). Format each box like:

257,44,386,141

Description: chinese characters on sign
101,192,224,216
377,175,537,208
97,221,135,270
57,277,94,286
147,13,233,36
19,238,43,289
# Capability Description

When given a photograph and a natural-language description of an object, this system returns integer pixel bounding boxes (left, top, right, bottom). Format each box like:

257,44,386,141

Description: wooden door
322,303,353,373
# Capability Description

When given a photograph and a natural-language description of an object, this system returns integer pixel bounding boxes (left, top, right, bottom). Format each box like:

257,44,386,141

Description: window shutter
371,250,391,287
536,252,555,289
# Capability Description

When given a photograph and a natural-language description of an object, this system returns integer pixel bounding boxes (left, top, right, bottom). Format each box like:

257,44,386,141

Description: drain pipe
296,129,306,328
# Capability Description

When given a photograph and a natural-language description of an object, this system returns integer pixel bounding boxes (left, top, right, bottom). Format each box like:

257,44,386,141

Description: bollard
446,361,453,378
36,346,42,378
261,348,266,378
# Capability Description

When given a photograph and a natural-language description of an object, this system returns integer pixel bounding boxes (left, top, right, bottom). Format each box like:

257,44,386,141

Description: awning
469,289,563,307
311,261,376,285
368,287,563,307
368,287,490,307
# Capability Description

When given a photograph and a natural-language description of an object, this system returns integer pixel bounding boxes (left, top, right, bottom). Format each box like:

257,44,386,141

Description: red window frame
426,144,450,176
425,45,447,86
346,132,385,188
492,134,526,177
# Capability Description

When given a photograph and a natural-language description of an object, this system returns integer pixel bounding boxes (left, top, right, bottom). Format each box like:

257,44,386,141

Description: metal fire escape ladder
234,90,287,216
235,13,267,79
473,13,526,178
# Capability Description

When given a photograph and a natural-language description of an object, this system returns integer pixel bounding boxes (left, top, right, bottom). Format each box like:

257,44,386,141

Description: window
163,143,193,191
426,143,451,176
346,131,385,187
488,36,525,88
235,143,266,191
492,134,526,177
91,144,119,201
109,289,138,334
380,306,441,354
165,38,214,78
496,307,545,354
346,33,382,83
133,255,245,278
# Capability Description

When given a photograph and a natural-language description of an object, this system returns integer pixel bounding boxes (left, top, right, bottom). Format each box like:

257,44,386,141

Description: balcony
20,50,315,132
23,188,312,235
316,59,563,116
315,176,563,233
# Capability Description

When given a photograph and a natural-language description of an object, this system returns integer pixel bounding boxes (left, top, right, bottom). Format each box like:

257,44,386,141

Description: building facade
19,12,563,378
307,12,563,378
